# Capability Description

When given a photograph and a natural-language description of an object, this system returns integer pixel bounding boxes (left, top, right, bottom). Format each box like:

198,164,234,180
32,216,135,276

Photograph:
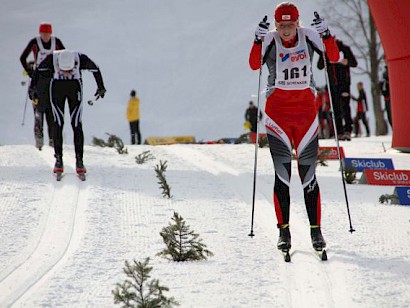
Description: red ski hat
274,2,299,22
39,23,52,34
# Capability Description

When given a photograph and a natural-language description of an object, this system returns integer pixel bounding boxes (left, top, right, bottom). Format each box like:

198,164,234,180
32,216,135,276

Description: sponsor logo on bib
279,49,307,63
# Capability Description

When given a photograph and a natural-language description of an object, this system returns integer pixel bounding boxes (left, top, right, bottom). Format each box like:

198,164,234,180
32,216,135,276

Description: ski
313,248,328,261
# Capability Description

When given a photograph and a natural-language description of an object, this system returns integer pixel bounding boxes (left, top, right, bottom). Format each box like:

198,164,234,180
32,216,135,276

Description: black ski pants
330,85,353,136
34,76,54,144
129,120,141,144
50,79,84,160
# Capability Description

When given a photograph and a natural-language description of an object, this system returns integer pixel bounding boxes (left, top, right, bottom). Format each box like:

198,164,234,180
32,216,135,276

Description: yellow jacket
126,97,140,122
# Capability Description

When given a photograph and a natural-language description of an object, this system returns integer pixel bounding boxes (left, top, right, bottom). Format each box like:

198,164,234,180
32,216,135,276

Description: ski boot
35,134,44,151
311,226,326,250
343,132,352,141
53,155,64,181
277,225,291,262
277,225,291,250
76,156,87,181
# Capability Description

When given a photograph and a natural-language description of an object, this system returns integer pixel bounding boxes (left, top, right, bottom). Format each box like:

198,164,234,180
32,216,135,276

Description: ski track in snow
161,145,337,307
0,140,409,307
0,146,85,307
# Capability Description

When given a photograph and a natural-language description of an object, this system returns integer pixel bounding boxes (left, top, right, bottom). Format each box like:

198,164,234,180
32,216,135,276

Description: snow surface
0,135,410,307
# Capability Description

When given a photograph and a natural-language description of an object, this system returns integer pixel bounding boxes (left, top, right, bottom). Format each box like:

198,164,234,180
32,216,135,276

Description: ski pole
314,11,355,233
21,81,30,126
249,16,267,238
87,94,101,106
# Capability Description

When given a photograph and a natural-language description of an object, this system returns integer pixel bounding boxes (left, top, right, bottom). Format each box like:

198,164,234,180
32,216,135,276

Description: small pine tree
344,166,357,184
235,133,250,144
316,149,329,167
154,160,172,198
258,135,268,148
112,258,179,308
106,133,128,154
135,151,155,164
379,194,399,205
157,212,214,262
92,136,108,147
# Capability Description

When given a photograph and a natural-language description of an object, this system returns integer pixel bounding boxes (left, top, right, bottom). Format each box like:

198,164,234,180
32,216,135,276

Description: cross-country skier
30,49,106,176
20,23,65,150
249,2,340,252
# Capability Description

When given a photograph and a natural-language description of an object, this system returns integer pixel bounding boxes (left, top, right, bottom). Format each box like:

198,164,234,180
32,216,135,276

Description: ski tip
321,250,328,261
284,251,291,262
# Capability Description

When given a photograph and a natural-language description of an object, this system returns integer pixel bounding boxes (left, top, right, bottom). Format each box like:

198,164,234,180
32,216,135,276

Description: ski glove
28,87,38,100
95,87,106,98
311,16,330,39
255,16,270,43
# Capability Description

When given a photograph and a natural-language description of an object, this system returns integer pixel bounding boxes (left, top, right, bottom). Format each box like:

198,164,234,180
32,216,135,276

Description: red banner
361,170,410,186
318,146,345,160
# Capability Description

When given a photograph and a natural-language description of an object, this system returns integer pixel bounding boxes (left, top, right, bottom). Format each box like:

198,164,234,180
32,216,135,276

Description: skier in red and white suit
249,2,339,251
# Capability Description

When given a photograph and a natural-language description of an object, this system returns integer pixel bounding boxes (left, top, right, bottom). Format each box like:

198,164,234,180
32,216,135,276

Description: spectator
245,101,262,133
315,86,333,139
351,82,370,137
126,89,142,145
318,38,358,141
20,23,65,150
380,65,392,129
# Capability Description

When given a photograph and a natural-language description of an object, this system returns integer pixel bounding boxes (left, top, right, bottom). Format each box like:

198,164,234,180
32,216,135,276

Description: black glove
26,67,34,78
28,87,38,100
95,87,106,98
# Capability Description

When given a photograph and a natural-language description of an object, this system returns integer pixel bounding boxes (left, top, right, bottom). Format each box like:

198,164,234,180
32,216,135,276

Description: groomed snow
0,136,409,307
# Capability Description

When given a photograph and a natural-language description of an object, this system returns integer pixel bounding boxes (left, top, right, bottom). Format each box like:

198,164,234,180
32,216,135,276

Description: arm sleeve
322,36,339,62
343,45,358,67
79,53,105,89
20,38,36,72
304,28,339,66
55,38,66,50
249,42,262,70
363,90,368,110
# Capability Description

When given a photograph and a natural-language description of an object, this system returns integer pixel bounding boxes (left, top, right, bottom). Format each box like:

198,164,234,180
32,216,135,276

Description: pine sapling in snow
379,193,399,205
135,150,155,164
106,133,128,154
157,212,214,262
92,136,107,147
92,133,128,154
258,135,269,148
154,160,172,198
316,149,329,167
112,258,179,308
344,166,357,184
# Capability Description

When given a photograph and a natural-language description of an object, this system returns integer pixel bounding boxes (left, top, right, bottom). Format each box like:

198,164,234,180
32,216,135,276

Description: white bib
35,36,56,67
273,29,311,90
52,51,81,80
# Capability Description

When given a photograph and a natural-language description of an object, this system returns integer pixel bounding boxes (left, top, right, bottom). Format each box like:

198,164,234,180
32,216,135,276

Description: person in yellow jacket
126,89,141,144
